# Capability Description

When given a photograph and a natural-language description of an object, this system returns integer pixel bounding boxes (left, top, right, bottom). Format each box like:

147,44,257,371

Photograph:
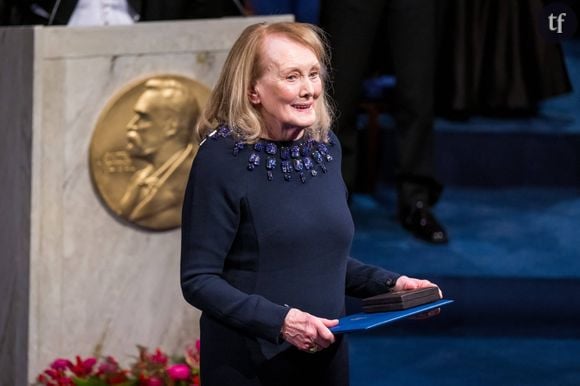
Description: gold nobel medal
89,75,210,231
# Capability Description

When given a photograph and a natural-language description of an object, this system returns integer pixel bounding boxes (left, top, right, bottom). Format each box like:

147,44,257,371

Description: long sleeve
345,257,401,298
180,138,289,344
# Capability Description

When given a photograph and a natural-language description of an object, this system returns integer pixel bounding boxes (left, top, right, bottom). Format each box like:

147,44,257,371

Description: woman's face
250,34,322,138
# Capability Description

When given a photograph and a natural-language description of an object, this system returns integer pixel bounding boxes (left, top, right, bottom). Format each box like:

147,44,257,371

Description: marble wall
0,15,290,384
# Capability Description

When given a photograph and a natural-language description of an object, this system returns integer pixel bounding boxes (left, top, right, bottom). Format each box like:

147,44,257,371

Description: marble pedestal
0,15,289,384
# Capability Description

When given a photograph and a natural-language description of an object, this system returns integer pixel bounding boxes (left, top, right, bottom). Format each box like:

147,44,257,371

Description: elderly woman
180,21,439,386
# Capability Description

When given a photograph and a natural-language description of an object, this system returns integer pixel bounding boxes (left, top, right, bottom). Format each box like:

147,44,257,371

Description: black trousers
321,0,442,207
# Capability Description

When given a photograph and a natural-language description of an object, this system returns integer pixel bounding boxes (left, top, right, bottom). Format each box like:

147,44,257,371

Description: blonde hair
196,22,334,143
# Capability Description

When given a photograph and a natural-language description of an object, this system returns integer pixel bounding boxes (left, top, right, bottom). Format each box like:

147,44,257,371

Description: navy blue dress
180,127,400,386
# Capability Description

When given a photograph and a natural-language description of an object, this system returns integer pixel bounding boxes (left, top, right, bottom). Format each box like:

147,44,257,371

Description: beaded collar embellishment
211,125,334,183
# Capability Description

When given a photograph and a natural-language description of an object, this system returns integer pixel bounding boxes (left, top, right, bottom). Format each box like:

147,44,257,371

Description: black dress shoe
399,202,448,244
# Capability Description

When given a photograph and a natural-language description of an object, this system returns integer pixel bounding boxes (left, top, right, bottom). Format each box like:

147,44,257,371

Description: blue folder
330,299,454,334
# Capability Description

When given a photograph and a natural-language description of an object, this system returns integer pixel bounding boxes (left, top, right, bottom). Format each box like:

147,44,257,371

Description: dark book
362,287,441,312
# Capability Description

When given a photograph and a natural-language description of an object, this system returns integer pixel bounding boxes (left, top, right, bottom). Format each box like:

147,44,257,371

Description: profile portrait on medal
118,78,199,228
89,75,211,231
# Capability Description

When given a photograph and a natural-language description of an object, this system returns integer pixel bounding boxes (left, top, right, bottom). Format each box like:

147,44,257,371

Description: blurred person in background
245,0,320,24
0,0,244,26
320,0,448,244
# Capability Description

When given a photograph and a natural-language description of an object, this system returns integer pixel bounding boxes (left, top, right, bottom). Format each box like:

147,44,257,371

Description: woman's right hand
280,308,338,353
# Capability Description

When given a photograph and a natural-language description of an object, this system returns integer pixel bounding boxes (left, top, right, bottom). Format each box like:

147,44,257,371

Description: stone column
0,15,291,384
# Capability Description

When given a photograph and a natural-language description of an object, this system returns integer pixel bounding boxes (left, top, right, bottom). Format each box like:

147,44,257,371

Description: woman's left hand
393,275,443,318
392,275,442,298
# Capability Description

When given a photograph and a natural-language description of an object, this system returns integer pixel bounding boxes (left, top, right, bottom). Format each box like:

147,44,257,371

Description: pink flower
185,340,201,369
167,364,191,380
98,356,120,374
195,339,200,352
68,356,97,378
150,348,169,365
36,342,201,386
83,357,97,368
40,368,74,386
50,358,72,371
146,376,164,386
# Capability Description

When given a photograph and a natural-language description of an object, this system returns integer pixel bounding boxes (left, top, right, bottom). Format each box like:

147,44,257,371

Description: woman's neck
262,126,305,142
